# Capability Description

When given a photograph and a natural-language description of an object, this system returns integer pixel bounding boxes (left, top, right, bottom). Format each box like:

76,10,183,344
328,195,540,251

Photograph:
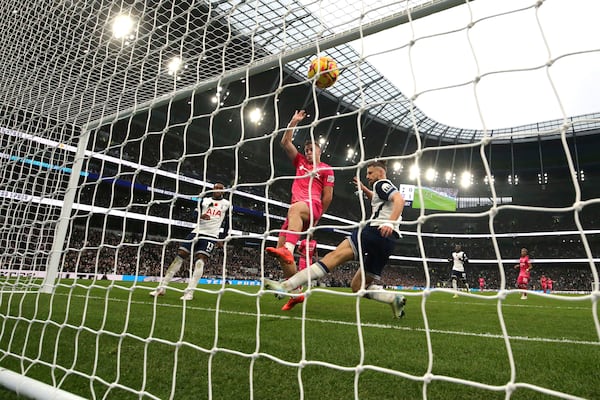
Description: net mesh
0,0,599,399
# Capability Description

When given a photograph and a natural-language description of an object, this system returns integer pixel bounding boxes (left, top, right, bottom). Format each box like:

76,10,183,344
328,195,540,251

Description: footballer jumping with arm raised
266,110,334,279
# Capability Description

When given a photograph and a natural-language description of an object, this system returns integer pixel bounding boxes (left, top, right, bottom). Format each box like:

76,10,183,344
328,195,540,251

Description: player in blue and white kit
150,182,230,301
449,244,469,298
264,161,407,318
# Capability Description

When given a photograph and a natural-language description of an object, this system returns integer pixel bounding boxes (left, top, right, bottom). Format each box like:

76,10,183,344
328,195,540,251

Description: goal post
40,129,91,294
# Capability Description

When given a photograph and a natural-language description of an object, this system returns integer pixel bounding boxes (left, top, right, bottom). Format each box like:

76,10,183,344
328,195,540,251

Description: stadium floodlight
484,175,495,185
166,57,183,75
319,137,327,146
460,171,472,188
425,168,437,182
393,161,402,172
409,165,419,180
346,148,355,160
248,108,262,123
112,14,135,39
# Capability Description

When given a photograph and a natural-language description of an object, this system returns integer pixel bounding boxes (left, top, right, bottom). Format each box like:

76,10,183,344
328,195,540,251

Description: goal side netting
0,1,598,399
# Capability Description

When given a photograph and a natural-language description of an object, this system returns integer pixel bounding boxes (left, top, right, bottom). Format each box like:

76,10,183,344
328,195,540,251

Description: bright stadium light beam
248,108,262,123
409,165,419,180
112,14,135,39
167,56,183,75
460,171,472,188
425,168,437,182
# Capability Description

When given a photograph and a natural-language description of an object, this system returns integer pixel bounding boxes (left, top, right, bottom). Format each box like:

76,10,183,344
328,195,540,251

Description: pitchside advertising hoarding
399,184,457,212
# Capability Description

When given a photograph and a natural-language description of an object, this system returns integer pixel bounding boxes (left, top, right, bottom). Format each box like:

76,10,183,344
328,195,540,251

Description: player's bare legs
267,201,311,278
350,269,374,293
266,239,405,318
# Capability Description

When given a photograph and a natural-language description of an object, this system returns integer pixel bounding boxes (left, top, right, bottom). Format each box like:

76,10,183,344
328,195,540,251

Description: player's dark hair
366,160,387,170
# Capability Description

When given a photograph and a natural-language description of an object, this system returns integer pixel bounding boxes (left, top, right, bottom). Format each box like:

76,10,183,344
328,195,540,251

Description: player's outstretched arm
281,110,306,161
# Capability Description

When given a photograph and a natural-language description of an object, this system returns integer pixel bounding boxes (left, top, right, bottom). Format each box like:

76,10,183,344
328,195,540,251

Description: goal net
0,0,598,399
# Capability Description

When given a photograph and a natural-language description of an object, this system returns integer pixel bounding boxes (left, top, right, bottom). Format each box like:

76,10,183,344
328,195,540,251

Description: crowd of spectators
8,140,599,293
58,226,596,292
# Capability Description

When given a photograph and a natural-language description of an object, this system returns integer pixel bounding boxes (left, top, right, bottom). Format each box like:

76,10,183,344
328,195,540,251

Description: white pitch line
69,294,600,347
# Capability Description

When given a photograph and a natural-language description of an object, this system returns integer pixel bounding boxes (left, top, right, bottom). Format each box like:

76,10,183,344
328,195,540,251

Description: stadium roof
217,0,600,142
5,0,598,145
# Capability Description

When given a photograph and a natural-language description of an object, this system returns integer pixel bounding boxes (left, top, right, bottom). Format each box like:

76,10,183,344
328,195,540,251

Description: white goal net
0,0,598,399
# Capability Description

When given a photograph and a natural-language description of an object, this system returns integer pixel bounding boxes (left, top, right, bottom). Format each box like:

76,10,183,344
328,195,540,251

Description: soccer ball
307,56,339,89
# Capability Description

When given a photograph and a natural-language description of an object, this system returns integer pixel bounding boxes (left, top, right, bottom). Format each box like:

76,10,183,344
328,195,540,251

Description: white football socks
186,259,205,291
284,262,328,290
162,256,184,285
284,242,295,254
365,284,396,304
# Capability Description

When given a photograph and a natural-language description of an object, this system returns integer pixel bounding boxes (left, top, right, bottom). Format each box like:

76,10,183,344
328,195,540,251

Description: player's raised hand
290,110,307,125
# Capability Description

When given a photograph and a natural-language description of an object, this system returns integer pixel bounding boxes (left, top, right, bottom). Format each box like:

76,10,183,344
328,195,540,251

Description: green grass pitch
0,281,598,399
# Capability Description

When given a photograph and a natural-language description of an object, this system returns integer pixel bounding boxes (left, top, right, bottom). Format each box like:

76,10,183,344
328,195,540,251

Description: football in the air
307,56,339,89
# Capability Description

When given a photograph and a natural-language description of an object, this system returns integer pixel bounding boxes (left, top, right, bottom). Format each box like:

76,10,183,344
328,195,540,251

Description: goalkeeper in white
449,244,469,298
264,161,407,318
150,183,230,301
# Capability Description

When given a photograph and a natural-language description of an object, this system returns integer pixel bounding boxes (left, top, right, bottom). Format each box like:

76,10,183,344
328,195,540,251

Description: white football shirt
369,179,403,236
191,197,231,238
451,251,468,272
